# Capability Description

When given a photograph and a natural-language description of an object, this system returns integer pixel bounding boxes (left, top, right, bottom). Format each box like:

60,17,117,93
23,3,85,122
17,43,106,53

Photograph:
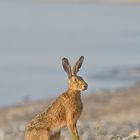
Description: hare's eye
73,77,76,82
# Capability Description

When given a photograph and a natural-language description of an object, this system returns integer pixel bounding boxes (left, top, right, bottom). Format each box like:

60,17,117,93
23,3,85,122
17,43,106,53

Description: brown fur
24,56,88,140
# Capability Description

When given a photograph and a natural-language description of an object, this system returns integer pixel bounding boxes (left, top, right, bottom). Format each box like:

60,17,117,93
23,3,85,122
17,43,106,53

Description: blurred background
0,0,140,107
1,1,140,140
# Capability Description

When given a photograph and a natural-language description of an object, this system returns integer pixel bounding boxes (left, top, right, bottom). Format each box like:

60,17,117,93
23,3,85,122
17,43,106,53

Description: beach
0,83,140,140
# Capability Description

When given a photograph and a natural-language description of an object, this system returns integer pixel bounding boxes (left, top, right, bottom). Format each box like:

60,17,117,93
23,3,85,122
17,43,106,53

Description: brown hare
24,56,88,140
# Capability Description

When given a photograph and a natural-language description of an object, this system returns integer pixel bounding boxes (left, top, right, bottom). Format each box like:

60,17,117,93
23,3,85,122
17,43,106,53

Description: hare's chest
68,97,83,120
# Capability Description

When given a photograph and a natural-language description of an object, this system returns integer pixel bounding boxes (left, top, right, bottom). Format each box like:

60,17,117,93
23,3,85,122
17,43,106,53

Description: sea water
0,2,140,106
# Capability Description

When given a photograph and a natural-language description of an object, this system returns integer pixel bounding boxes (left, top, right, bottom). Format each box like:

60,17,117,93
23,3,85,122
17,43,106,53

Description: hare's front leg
67,121,79,140
66,114,79,140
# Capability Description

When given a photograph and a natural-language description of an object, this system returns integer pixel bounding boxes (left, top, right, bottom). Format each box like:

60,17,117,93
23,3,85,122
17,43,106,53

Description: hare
24,56,88,140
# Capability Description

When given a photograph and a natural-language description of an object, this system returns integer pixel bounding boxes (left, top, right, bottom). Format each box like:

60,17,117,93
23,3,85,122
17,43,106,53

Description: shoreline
0,82,140,121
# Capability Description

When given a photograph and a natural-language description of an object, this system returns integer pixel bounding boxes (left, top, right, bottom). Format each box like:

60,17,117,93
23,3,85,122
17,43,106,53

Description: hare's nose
84,84,88,89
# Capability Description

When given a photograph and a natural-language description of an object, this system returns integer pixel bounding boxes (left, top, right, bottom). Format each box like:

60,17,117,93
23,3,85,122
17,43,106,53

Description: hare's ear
62,57,72,78
73,56,84,75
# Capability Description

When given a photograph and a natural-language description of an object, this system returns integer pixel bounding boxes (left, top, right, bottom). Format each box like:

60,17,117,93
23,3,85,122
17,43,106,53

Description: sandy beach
0,83,140,140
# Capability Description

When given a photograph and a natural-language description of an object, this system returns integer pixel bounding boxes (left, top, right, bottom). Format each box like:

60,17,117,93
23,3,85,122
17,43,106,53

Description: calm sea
0,2,140,106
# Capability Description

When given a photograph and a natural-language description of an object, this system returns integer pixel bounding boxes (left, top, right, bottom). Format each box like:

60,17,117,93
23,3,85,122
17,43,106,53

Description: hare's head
62,56,88,92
